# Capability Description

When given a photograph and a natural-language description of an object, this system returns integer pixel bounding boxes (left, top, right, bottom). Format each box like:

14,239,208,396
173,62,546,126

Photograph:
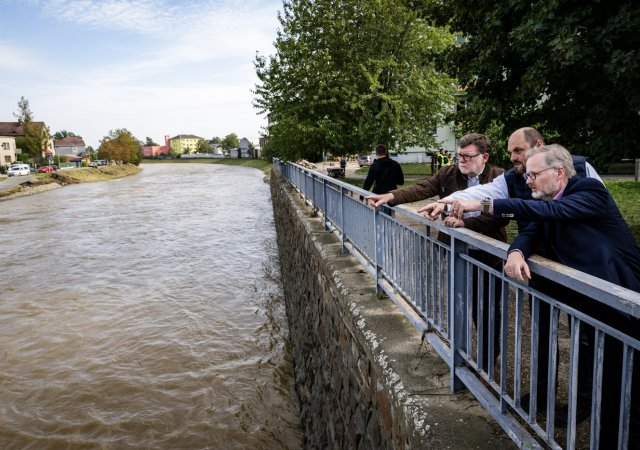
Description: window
1,142,9,150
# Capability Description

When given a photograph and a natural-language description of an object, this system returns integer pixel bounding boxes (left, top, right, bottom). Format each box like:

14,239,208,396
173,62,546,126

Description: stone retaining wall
270,169,515,449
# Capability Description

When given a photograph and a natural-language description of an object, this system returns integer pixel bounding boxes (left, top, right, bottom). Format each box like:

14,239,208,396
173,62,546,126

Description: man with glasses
366,133,507,377
441,144,640,448
419,127,603,424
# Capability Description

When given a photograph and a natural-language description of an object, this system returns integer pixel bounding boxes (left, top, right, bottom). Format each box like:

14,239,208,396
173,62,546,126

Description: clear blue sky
0,0,281,148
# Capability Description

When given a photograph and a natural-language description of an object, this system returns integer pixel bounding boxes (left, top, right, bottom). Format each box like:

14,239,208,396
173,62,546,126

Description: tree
144,136,158,146
13,96,33,123
197,139,210,153
426,0,640,169
98,129,141,165
209,136,222,144
253,0,456,161
13,97,50,163
53,130,77,140
221,133,239,150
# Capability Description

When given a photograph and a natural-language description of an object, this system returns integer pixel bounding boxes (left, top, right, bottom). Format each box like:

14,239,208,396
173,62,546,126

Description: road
0,174,34,191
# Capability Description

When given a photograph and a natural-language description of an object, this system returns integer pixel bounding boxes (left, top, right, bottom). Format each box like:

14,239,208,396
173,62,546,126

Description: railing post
635,158,639,182
374,206,384,294
450,234,468,392
340,185,347,253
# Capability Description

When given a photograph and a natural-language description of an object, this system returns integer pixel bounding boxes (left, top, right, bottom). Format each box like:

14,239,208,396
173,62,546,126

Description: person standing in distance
362,144,404,194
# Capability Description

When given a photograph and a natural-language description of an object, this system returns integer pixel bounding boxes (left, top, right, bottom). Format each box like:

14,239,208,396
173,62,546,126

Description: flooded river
0,163,302,449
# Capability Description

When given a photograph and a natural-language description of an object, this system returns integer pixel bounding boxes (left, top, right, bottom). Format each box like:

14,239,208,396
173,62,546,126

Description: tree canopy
53,130,77,140
13,96,33,123
13,97,50,163
221,133,239,150
254,0,456,161
425,0,640,169
98,129,141,165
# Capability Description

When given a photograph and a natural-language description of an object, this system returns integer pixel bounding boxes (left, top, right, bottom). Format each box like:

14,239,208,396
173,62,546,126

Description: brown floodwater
0,163,302,449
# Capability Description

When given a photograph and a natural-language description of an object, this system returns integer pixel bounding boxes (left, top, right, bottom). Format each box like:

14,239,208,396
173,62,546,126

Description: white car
7,164,30,177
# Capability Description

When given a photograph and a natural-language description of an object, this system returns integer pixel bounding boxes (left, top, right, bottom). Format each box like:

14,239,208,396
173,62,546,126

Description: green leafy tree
221,133,239,150
13,97,50,163
427,0,640,169
53,130,77,140
196,139,210,153
144,136,158,146
98,129,142,165
253,0,456,161
13,96,33,123
209,136,222,144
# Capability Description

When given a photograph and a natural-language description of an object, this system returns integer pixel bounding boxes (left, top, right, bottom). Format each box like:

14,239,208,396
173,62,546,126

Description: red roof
54,136,85,146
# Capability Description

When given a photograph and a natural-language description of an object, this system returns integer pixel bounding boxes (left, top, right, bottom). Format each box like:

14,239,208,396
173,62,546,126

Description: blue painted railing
276,160,640,450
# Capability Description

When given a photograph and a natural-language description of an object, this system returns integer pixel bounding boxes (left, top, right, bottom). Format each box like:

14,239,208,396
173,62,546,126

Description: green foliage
254,0,457,162
221,133,239,150
429,0,640,170
98,129,141,164
144,136,158,146
196,139,210,153
13,96,33,123
53,130,76,140
15,121,50,162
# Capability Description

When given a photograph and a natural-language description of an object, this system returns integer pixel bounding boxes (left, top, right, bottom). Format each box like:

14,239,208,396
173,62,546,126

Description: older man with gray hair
443,143,640,448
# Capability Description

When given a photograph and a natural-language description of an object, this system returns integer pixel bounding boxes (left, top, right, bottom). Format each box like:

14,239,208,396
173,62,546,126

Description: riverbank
0,165,142,202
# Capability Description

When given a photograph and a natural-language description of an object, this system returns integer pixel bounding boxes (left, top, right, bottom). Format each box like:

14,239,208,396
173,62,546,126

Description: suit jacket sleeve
362,161,379,192
494,178,610,257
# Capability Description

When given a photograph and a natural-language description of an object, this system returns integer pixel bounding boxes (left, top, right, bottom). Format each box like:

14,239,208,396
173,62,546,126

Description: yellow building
170,134,203,154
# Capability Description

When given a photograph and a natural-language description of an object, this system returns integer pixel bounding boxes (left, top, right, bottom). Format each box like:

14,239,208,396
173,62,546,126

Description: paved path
0,174,34,191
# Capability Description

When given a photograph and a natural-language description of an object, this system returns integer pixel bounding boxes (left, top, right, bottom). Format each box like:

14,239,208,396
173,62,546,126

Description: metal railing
275,160,640,450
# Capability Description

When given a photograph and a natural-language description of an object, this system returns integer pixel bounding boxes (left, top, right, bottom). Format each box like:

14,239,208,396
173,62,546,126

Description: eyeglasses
458,153,481,162
524,167,554,181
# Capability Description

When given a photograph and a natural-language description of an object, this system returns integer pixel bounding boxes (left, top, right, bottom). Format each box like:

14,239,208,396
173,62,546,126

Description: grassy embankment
0,165,142,199
350,164,640,243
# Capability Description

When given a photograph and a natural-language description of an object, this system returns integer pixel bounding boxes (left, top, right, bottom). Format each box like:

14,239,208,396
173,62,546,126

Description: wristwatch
481,198,491,214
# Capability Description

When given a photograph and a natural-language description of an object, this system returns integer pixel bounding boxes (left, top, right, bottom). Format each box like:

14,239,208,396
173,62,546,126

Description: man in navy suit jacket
443,144,640,447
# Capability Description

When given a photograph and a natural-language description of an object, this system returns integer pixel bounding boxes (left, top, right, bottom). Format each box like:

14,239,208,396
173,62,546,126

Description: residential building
0,136,17,166
170,134,203,154
0,121,55,163
54,136,86,157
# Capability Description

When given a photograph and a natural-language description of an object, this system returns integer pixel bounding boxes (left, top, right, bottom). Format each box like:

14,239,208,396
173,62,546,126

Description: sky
0,0,282,148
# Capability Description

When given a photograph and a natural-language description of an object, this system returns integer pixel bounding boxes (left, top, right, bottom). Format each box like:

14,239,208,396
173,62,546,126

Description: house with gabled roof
54,135,86,157
0,121,55,163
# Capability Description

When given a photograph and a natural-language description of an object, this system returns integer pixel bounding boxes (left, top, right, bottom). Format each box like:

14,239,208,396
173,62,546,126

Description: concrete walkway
0,174,34,191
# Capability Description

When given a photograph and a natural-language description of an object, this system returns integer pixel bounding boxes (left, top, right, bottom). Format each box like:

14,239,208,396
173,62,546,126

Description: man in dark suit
366,133,507,376
362,144,404,194
444,144,640,448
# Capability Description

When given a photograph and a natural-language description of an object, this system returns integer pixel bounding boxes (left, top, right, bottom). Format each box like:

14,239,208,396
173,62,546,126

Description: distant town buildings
141,135,171,157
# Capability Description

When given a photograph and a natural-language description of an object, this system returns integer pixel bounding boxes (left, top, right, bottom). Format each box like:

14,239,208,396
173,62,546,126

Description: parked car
89,160,107,167
357,155,371,167
7,164,30,177
37,166,56,173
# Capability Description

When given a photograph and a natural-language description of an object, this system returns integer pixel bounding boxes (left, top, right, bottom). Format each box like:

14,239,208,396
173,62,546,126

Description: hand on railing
365,193,395,207
504,250,531,282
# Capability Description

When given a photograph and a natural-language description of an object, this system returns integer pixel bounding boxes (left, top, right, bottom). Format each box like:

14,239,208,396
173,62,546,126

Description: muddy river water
0,163,302,449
